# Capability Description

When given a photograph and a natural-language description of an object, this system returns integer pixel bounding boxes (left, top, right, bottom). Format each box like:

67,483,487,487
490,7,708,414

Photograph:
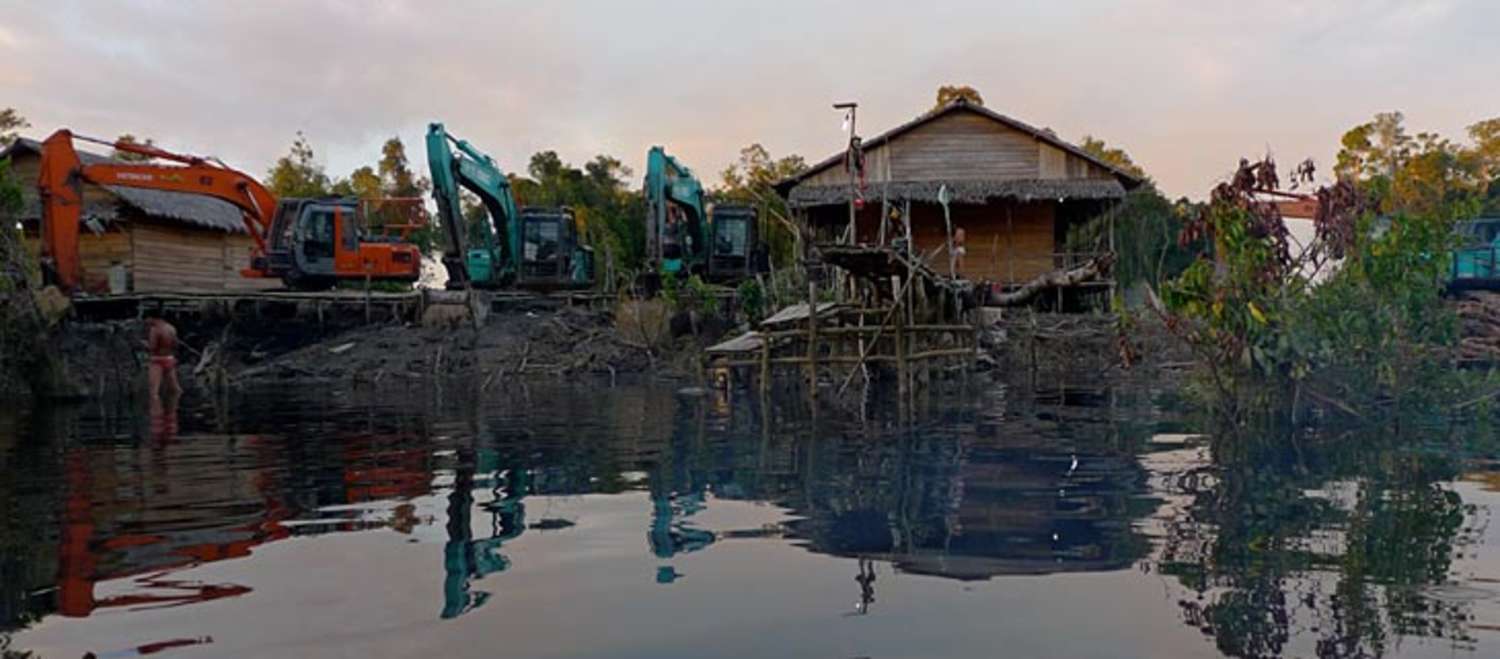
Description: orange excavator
37,129,424,292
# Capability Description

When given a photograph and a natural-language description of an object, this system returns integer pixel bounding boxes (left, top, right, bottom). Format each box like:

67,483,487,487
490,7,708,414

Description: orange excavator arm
37,129,278,291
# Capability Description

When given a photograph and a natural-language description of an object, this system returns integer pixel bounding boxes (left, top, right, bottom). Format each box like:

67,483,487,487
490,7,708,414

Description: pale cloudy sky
3,0,1497,199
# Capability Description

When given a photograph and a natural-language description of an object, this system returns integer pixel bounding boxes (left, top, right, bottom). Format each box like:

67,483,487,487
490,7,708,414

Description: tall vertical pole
836,102,859,247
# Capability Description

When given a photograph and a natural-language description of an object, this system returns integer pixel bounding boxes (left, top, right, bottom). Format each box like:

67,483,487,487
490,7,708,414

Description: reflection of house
775,98,1143,286
780,444,1150,581
2,137,277,294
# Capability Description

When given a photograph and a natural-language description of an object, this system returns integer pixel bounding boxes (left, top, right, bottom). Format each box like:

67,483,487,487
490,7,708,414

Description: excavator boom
644,146,708,276
426,123,522,288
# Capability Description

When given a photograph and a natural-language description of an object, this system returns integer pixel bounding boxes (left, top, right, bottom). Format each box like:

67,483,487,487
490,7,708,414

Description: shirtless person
145,315,181,402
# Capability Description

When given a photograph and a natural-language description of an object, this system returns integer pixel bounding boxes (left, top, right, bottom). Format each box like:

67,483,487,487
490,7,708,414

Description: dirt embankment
36,303,712,400
236,305,703,386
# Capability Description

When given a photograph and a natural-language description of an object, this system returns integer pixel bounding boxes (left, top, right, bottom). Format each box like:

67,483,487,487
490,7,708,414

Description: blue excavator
427,123,592,290
643,146,764,283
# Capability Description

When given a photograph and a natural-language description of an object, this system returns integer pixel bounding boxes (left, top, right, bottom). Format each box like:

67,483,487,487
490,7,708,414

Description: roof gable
777,99,1143,196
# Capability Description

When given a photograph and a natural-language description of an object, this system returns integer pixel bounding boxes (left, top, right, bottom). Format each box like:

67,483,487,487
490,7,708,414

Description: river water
2,377,1499,658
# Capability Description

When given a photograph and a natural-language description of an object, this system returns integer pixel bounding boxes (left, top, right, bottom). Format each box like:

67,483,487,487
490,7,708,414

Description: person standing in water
145,315,181,402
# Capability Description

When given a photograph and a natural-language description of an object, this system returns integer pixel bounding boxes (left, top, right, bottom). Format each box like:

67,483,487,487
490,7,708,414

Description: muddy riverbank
12,295,1191,405
20,304,719,402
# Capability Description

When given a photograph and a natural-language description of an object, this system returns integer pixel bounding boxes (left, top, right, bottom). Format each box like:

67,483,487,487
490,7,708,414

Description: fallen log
988,255,1114,307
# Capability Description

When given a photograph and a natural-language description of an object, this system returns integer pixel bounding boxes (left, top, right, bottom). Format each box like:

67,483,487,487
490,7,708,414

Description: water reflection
0,377,1496,657
441,449,525,619
1153,430,1488,658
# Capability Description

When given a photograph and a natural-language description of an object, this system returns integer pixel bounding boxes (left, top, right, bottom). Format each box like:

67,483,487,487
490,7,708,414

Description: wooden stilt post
878,192,889,247
895,304,908,399
904,199,914,328
805,231,819,400
760,331,771,396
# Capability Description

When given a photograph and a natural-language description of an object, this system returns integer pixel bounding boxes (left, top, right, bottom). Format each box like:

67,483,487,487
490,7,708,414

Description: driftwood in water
989,255,1114,307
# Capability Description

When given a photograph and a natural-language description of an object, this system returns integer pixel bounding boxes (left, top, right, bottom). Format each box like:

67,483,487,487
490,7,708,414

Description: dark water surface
3,378,1500,658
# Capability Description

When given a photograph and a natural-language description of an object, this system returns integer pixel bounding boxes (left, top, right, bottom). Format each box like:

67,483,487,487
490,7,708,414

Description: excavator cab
517,207,593,289
257,198,421,288
707,204,762,281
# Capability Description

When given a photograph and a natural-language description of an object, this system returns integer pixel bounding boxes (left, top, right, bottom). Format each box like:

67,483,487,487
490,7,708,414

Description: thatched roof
788,178,1126,206
1,137,249,233
776,98,1143,206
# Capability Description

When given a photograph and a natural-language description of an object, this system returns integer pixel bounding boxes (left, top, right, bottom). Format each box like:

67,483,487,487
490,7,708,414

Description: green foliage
512,151,642,286
265,131,332,198
0,159,20,221
1164,156,1465,421
331,165,382,199
1068,184,1203,290
1276,212,1461,409
1078,135,1147,180
934,85,983,108
713,143,807,267
111,134,156,162
0,108,27,148
378,137,426,198
1336,111,1500,218
736,278,766,322
658,272,719,316
1066,137,1199,292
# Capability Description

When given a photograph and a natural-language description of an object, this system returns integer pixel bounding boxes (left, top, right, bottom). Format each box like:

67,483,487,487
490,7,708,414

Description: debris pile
236,305,693,386
1455,291,1500,363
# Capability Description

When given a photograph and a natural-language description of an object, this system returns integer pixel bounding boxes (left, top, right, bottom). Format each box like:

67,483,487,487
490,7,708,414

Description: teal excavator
643,146,764,283
427,123,592,289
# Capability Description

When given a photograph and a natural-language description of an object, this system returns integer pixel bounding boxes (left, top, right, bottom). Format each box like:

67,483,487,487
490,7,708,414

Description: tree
514,150,643,280
1335,112,1411,182
331,165,381,199
1468,118,1500,215
1078,136,1148,180
934,85,983,108
377,137,427,198
0,108,26,148
112,134,156,162
265,132,331,198
1334,111,1498,218
715,143,808,267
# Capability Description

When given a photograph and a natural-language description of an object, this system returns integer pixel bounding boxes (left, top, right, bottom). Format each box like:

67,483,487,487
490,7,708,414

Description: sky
3,0,1498,200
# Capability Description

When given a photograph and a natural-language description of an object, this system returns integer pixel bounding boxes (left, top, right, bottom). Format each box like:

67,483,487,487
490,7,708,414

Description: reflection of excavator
426,123,592,290
54,432,435,619
36,129,423,292
647,467,716,584
643,146,764,282
442,448,528,619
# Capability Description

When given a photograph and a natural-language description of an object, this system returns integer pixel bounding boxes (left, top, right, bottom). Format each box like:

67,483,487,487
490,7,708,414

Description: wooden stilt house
775,98,1143,302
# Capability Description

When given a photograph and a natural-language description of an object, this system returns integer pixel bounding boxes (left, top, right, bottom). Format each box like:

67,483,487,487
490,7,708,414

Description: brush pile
1455,291,1500,363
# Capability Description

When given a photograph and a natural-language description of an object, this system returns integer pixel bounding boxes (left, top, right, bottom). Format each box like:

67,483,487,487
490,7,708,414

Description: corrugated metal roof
2,137,248,233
